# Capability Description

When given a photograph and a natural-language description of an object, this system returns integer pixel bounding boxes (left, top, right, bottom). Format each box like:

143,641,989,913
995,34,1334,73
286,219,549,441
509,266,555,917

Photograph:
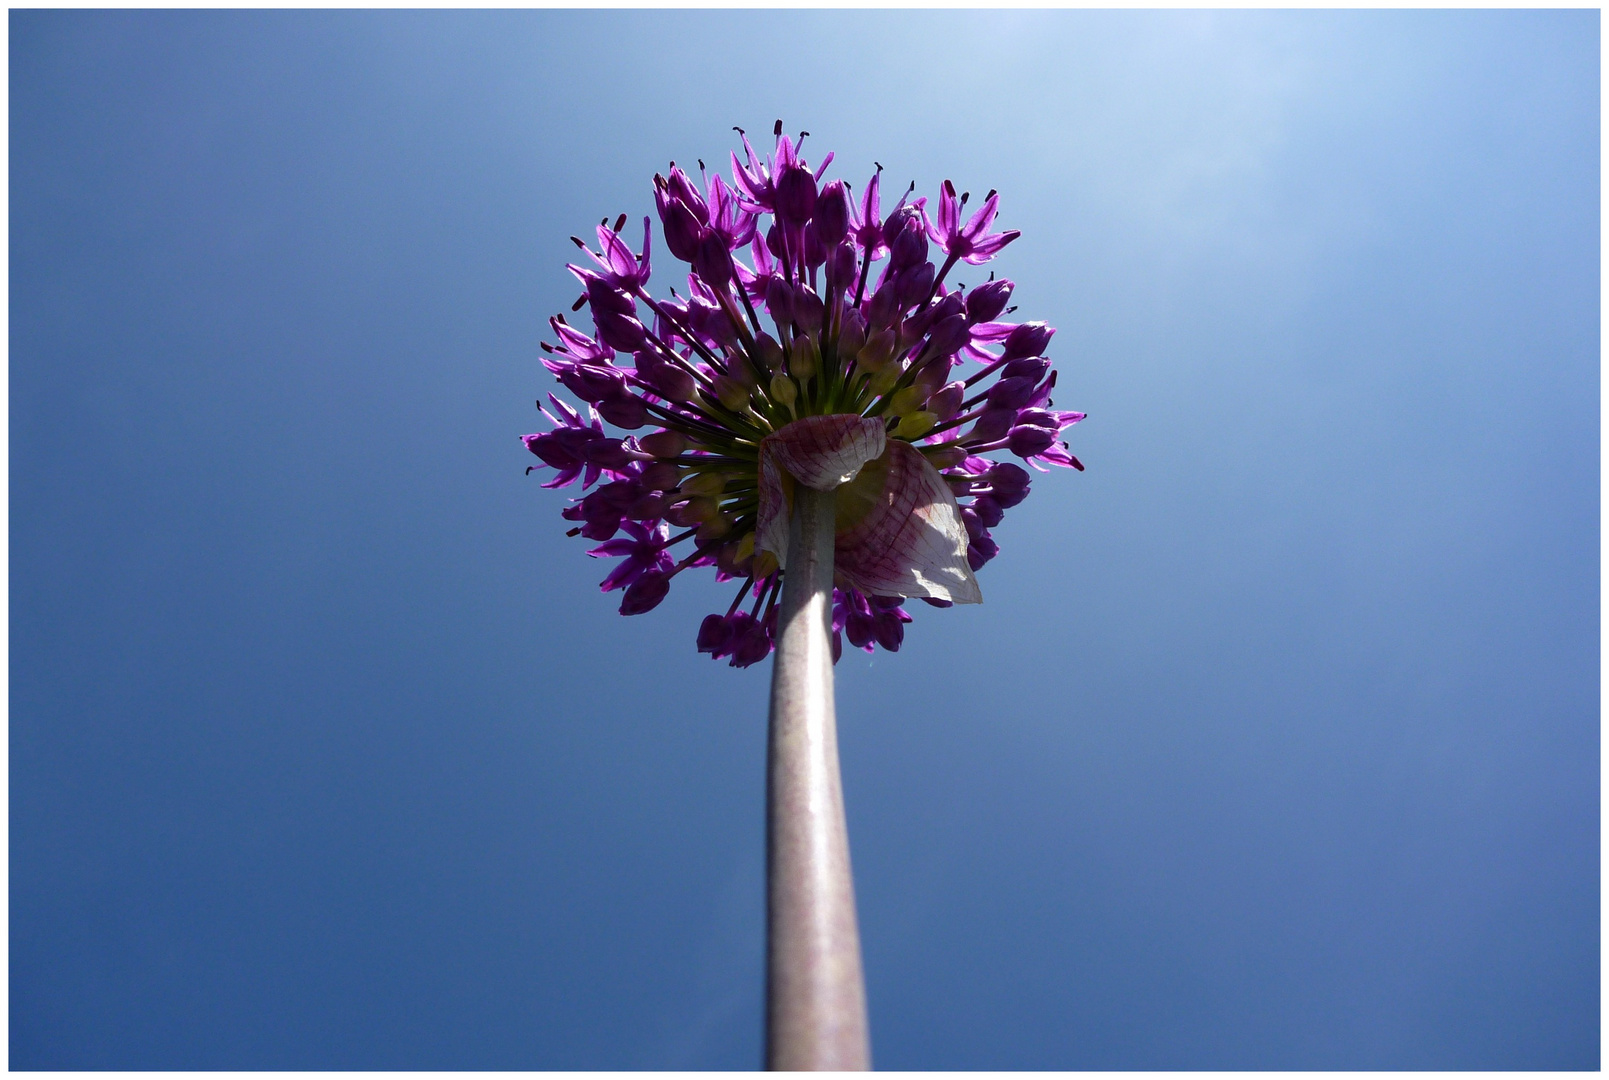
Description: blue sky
10,9,1598,1069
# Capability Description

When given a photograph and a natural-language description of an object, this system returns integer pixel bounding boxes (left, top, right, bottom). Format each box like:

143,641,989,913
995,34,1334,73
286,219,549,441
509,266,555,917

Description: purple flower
589,519,675,593
522,124,1086,666
926,181,1020,265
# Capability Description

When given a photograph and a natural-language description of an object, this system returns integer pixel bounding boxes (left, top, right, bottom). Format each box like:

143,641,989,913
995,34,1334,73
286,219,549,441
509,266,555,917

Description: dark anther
1005,305,1017,314
600,217,608,227
989,271,996,280
874,161,884,172
698,159,706,171
986,189,997,200
961,191,971,205
566,527,582,537
614,213,628,232
571,294,587,312
526,466,536,475
733,126,745,135
556,314,568,325
570,236,586,248
773,119,783,136
540,341,554,352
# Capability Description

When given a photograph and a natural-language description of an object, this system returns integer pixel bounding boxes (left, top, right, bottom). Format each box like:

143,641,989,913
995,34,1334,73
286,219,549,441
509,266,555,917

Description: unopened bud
857,328,897,371
680,471,726,497
683,496,722,524
639,429,687,458
711,374,750,411
696,514,734,542
887,385,928,417
867,363,903,397
893,411,939,440
753,332,785,375
769,373,798,408
789,336,819,380
924,445,968,469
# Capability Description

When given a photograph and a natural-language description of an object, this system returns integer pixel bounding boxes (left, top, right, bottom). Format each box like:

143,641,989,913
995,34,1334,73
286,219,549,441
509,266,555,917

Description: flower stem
765,485,871,1071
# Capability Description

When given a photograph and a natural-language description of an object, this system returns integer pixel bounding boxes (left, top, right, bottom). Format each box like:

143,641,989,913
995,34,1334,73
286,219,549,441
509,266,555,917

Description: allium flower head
524,122,1084,667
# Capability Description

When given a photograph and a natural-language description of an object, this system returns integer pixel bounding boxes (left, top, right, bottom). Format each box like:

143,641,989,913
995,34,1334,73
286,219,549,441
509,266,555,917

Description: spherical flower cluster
524,122,1084,667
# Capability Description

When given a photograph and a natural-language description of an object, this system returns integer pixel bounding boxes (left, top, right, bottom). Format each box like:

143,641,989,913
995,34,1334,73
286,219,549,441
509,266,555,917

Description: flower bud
893,410,938,440
765,277,795,326
596,392,647,429
1002,355,1050,382
682,495,722,524
791,285,825,334
802,222,827,269
987,462,1032,507
639,429,686,458
725,351,759,389
1007,424,1057,458
829,241,857,293
895,262,936,308
592,310,647,352
559,363,627,404
967,533,1000,571
586,275,635,316
924,445,968,469
866,362,902,397
887,385,929,417
769,373,798,408
814,180,850,247
664,166,709,223
620,570,670,615
986,375,1041,411
965,278,1014,323
697,514,734,542
634,351,696,402
882,204,920,248
775,165,819,225
837,309,867,358
789,335,819,379
1001,320,1054,360
697,613,734,656
693,232,734,288
680,470,726,497
972,494,1005,528
923,313,971,359
890,217,929,270
967,405,1015,444
640,461,682,490
865,279,901,329
659,198,705,263
709,374,751,411
523,432,579,470
753,332,785,375
856,328,898,371
928,381,965,421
